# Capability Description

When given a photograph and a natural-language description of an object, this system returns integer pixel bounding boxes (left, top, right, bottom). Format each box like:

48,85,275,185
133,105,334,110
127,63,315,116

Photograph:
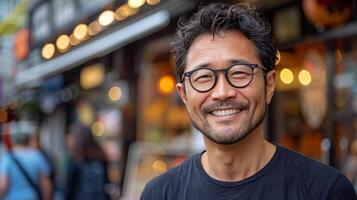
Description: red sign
13,28,30,61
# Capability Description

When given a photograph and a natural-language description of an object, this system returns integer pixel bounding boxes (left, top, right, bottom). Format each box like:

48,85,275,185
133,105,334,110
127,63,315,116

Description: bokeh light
298,69,312,86
56,34,70,52
152,160,167,173
128,0,145,8
146,0,160,5
115,4,139,21
80,64,105,89
69,33,80,46
92,121,104,137
73,24,88,40
280,68,294,84
42,43,55,59
98,10,115,26
88,21,102,36
108,86,122,101
158,75,175,94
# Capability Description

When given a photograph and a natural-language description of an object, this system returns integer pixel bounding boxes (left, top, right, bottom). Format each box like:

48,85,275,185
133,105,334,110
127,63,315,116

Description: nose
210,74,238,101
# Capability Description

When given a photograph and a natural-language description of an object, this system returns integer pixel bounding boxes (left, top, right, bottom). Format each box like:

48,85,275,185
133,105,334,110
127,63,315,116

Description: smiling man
140,3,357,200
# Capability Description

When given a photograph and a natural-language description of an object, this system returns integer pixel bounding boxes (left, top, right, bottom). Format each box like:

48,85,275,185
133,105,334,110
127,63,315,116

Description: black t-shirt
141,145,357,200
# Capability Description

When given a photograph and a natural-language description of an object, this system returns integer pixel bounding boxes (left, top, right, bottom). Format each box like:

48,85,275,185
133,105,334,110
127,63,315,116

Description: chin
205,129,251,145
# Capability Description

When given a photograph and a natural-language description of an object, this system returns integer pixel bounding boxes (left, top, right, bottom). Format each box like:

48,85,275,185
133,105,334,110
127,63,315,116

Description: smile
211,108,241,117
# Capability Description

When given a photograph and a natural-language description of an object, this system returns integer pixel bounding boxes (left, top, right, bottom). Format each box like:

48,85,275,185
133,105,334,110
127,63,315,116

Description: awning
15,0,196,87
16,10,170,86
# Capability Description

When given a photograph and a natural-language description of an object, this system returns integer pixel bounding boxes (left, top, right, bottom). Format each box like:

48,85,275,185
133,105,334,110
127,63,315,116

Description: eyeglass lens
189,64,253,92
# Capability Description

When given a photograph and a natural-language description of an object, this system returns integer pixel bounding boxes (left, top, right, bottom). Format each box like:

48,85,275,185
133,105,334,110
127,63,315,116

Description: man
0,121,52,200
141,3,357,200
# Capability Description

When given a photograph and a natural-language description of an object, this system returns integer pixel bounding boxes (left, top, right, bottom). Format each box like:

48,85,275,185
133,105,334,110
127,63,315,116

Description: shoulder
327,173,357,199
277,145,357,198
28,149,48,163
141,154,198,200
27,149,51,173
278,145,340,177
20,148,42,158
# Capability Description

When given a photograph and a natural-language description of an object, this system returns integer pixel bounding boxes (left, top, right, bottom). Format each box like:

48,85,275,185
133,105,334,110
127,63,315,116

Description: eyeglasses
181,63,266,93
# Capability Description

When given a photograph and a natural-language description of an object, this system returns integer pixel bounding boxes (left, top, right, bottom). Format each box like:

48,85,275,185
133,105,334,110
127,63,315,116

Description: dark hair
171,3,277,81
67,124,107,162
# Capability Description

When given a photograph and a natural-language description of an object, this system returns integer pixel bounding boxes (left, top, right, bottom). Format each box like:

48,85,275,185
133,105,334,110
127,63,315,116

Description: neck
201,127,276,182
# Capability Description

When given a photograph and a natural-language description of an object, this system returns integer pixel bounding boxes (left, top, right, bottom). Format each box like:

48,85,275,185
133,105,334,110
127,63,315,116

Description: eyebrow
190,59,252,70
190,63,209,71
229,59,252,65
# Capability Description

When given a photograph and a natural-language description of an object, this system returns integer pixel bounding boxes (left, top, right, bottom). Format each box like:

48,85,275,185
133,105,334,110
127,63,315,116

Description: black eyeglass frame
181,63,267,93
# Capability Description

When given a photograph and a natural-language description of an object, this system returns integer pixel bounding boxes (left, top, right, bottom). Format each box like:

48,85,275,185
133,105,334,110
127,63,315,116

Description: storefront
14,0,196,198
267,0,357,175
12,0,357,198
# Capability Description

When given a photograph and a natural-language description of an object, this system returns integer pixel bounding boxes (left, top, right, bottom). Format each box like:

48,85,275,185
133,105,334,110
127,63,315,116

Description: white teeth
211,109,240,116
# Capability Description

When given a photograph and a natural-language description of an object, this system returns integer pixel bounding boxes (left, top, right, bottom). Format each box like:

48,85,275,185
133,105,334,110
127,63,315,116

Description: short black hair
171,3,277,81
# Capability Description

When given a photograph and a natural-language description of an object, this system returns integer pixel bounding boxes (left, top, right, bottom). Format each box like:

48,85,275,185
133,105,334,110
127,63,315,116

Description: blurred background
0,0,356,199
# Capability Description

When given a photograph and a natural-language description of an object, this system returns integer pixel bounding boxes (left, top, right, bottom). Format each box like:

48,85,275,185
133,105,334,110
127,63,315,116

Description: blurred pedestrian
141,2,357,200
65,124,109,200
30,129,56,199
0,121,52,200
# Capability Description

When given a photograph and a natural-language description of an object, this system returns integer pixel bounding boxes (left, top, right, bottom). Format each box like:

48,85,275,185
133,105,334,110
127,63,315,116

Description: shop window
334,37,357,184
122,38,192,199
274,45,328,162
137,42,191,143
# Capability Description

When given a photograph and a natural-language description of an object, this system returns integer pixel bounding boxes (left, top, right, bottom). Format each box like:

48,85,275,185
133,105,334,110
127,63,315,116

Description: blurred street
0,0,357,199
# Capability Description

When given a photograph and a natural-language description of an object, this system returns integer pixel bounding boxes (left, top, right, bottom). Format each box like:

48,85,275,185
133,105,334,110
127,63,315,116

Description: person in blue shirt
0,121,52,200
141,3,357,200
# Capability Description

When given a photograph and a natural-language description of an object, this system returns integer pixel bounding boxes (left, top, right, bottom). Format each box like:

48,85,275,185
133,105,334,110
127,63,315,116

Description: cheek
243,81,266,108
185,89,207,115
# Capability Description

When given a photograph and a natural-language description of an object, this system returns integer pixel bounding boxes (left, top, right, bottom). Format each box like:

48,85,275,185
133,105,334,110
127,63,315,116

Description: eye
229,64,252,79
191,69,214,83
193,74,214,82
230,70,250,79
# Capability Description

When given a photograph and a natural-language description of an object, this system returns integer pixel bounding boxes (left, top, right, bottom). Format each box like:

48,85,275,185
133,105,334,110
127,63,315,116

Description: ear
176,83,188,105
265,70,276,105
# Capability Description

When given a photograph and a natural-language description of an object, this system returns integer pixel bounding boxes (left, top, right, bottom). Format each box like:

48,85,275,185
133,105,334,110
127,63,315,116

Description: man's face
176,31,276,144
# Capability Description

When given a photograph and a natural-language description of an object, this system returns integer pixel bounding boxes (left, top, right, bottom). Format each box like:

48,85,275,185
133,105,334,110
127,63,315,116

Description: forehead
186,31,261,70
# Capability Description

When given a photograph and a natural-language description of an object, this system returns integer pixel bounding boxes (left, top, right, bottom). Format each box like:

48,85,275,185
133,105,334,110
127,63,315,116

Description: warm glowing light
275,50,281,65
56,34,70,52
152,160,167,173
128,0,145,8
115,4,139,21
351,140,357,153
73,24,88,40
80,64,105,89
108,86,122,101
69,34,80,46
98,10,115,26
78,102,95,126
146,0,160,5
42,43,55,59
88,21,102,36
280,68,294,84
298,69,312,86
92,121,104,137
0,110,8,123
335,49,343,63
158,75,175,94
